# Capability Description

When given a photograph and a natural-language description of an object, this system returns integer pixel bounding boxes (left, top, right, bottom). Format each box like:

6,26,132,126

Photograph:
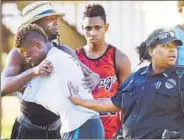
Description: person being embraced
6,23,104,139
68,28,184,139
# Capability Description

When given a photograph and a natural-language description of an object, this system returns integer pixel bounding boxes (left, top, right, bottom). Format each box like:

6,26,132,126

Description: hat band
36,9,57,16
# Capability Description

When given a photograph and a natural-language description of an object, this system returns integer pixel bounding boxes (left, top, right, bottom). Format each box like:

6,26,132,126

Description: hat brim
20,11,65,27
158,37,183,46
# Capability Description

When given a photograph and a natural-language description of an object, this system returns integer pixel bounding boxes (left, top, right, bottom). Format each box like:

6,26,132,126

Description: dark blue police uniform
111,64,184,139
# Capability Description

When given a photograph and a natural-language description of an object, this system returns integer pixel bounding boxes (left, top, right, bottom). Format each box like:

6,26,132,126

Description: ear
148,48,153,57
104,23,109,31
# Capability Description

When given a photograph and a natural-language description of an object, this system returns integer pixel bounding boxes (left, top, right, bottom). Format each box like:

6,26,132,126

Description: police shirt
111,65,184,138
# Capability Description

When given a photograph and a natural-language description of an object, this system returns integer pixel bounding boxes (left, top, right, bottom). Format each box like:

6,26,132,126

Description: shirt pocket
152,87,179,112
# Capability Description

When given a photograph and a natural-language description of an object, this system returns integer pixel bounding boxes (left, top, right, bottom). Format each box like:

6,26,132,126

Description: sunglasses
146,30,176,47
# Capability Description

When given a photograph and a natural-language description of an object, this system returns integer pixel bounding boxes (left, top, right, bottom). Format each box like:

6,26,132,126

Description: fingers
82,81,93,90
39,69,51,76
42,60,53,71
82,67,92,77
39,60,53,76
82,73,101,90
68,81,74,96
67,81,79,96
82,76,91,81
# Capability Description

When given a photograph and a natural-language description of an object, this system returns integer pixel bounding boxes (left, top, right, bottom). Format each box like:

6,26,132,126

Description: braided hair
14,24,48,48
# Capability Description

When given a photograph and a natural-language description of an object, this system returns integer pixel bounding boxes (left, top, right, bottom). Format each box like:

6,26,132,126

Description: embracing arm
115,49,131,84
1,49,35,96
1,49,53,96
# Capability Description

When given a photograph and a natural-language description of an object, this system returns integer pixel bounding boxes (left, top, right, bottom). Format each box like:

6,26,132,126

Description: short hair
14,24,48,48
83,4,106,23
177,0,184,9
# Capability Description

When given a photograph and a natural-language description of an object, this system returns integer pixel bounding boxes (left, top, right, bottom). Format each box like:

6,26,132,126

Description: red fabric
76,45,121,139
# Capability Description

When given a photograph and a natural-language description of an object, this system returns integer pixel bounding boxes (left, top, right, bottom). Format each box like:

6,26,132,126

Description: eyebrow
84,25,103,28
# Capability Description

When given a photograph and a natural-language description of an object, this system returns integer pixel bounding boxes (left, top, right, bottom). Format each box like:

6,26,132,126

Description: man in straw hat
1,1,100,139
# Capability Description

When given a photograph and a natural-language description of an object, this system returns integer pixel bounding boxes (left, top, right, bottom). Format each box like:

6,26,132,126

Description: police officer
68,28,184,139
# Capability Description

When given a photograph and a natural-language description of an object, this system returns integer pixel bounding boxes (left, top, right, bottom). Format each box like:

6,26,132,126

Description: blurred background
1,1,182,138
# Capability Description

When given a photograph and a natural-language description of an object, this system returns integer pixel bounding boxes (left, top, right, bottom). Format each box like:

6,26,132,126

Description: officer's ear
148,48,153,57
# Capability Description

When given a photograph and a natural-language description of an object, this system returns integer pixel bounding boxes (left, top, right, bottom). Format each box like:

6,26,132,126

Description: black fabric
10,119,61,139
20,101,59,126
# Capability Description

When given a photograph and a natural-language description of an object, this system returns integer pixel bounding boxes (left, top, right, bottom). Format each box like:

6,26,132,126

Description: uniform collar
140,64,176,78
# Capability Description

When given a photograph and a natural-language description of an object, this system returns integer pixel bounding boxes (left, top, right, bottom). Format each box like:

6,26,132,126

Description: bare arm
67,81,120,112
1,49,35,96
115,49,131,84
1,49,53,96
70,96,120,112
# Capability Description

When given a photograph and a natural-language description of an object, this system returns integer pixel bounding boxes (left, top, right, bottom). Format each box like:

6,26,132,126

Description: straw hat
21,1,65,26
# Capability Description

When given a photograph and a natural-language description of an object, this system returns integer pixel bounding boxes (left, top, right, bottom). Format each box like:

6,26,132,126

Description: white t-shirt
22,47,98,133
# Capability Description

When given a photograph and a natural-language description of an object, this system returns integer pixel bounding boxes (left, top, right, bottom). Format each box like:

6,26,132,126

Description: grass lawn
1,96,20,139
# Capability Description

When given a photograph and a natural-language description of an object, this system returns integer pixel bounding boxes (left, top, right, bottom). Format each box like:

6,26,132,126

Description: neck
43,42,53,57
48,35,58,42
86,41,107,53
151,64,167,74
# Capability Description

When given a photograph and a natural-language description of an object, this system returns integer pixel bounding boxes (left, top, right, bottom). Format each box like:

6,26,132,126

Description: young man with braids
76,4,131,139
1,1,100,139
11,23,104,139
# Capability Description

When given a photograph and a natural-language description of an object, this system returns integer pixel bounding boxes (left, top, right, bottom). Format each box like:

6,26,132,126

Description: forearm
79,62,92,74
1,68,35,96
77,98,120,112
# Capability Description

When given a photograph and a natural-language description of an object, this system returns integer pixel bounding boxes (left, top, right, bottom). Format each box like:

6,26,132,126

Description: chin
167,62,176,67
90,42,99,46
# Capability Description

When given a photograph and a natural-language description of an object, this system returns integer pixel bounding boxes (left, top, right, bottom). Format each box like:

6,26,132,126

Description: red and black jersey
76,44,121,139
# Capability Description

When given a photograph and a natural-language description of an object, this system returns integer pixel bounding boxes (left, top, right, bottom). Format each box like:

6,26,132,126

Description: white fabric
22,47,98,133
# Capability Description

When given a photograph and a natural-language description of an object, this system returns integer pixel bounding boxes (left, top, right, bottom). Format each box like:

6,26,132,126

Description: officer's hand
33,60,53,76
67,81,82,105
81,67,100,91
